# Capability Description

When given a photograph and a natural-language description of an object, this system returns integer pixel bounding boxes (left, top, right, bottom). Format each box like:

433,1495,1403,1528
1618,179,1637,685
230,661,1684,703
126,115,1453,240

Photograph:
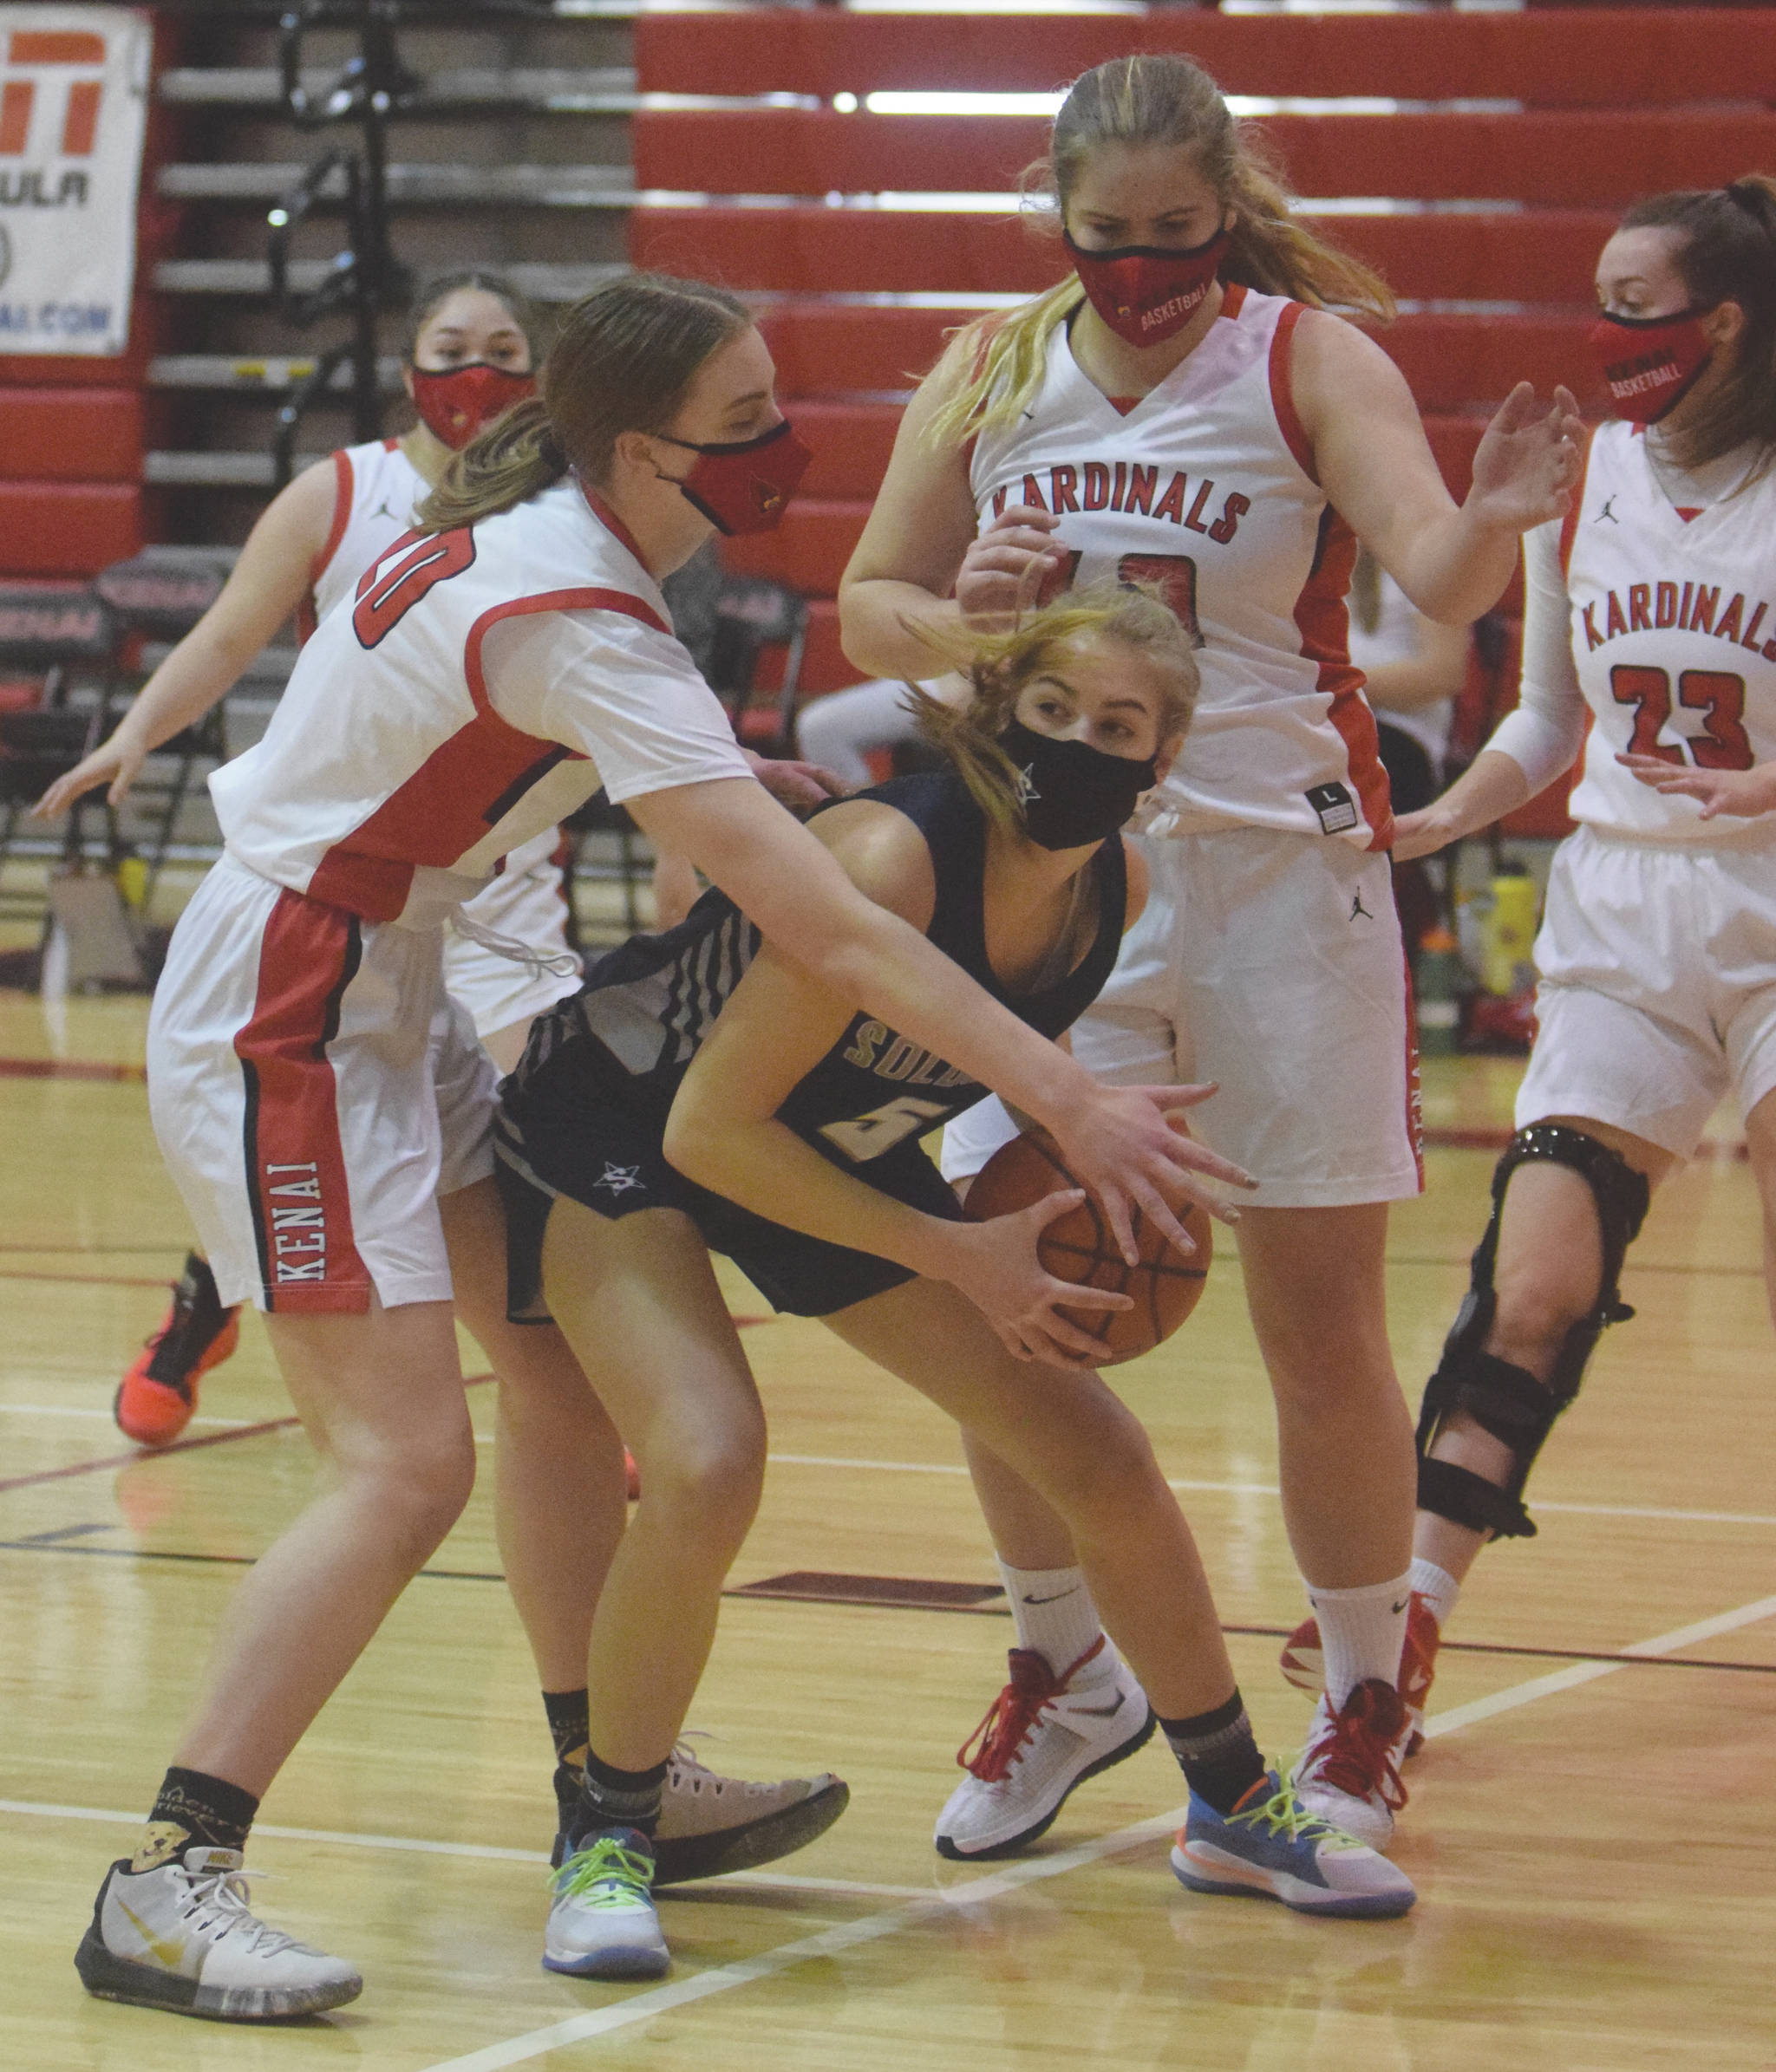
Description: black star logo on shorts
592,1163,645,1196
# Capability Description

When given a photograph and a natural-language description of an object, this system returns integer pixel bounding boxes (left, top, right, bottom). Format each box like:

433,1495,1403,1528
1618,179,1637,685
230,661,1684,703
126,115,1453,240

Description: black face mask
999,718,1159,850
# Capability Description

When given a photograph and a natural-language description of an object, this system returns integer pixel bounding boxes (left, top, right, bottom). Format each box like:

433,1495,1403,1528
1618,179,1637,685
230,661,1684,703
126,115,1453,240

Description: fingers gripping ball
963,1130,1211,1364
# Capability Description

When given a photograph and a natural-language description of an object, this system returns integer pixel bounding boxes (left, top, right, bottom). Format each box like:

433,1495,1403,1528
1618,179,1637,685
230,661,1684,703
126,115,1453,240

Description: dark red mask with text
1587,309,1714,426
656,419,813,536
1065,228,1231,349
409,363,537,449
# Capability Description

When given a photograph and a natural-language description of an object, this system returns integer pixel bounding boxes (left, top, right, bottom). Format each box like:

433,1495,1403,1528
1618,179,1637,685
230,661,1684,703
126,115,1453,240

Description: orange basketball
961,1129,1211,1364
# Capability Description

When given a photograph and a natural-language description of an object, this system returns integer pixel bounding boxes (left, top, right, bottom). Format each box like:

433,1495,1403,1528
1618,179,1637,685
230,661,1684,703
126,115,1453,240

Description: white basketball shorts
442,830,582,1044
1517,827,1776,1157
147,853,498,1314
942,825,1423,1209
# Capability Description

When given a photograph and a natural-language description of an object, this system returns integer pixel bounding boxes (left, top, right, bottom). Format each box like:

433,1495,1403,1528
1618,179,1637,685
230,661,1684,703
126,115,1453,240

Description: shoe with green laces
1170,1770,1416,1919
543,1828,669,1979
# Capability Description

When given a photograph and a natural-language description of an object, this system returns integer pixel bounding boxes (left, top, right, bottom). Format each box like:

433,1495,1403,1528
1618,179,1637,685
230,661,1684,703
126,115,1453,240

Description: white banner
0,5,150,356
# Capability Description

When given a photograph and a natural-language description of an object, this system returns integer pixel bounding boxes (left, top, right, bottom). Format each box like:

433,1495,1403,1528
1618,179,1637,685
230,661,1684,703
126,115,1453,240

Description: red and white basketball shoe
1279,1592,1441,1757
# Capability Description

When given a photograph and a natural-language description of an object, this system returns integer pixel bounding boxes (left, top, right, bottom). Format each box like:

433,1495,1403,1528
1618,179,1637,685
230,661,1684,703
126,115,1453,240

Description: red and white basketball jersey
210,476,752,928
970,285,1389,849
300,438,424,641
1560,422,1776,844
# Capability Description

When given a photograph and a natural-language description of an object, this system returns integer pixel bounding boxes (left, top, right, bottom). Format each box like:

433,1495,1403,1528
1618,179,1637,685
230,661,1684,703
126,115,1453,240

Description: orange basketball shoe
1279,1592,1440,1757
114,1254,240,1447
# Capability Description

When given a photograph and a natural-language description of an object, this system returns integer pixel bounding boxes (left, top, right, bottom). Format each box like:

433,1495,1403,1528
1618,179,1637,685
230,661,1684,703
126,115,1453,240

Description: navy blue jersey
508,768,1126,1173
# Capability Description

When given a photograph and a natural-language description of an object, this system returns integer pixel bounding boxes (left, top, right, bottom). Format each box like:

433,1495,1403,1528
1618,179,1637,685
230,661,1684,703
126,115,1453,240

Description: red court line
0,1056,146,1083
0,1372,496,1496
0,1270,177,1289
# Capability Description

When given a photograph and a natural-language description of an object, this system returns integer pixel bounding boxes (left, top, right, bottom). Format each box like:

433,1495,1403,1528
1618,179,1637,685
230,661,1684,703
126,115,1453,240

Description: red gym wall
628,6,1776,700
0,10,183,582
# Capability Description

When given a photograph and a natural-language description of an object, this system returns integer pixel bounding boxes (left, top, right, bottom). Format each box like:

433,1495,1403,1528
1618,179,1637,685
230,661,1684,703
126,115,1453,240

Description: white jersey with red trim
300,438,423,642
1557,421,1776,844
209,475,754,928
970,284,1389,849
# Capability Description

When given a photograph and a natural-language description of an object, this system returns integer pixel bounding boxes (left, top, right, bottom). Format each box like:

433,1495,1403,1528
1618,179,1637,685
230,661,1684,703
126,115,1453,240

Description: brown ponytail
1619,174,1776,476
416,271,752,532
927,53,1394,448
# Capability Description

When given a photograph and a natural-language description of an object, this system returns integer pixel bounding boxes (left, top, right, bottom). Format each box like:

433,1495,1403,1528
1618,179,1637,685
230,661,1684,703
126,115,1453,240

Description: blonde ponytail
925,52,1394,448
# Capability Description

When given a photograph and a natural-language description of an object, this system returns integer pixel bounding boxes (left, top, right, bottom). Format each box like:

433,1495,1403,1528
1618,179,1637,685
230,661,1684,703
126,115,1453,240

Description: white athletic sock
1306,1572,1412,1710
1408,1557,1461,1635
995,1560,1110,1683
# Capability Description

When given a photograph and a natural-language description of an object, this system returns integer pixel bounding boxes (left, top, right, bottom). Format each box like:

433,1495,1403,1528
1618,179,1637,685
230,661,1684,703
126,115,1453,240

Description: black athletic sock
543,1687,591,1769
573,1745,669,1845
146,1254,230,1388
545,1688,591,1823
1158,1691,1267,1817
131,1767,259,1871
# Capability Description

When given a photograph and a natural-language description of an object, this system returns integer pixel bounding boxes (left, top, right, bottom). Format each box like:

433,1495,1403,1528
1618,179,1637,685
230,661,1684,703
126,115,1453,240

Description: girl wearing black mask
840,51,1583,1866
1345,177,1776,1722
494,583,1414,1981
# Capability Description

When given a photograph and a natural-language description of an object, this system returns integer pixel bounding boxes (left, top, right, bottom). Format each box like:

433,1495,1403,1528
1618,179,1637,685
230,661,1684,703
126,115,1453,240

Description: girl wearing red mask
1291,176,1776,1727
840,53,1581,1861
68,271,1239,2026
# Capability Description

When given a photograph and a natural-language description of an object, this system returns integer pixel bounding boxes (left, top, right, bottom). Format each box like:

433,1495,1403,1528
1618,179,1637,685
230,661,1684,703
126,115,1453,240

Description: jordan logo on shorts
264,1163,328,1284
1349,890,1373,922
592,1163,645,1197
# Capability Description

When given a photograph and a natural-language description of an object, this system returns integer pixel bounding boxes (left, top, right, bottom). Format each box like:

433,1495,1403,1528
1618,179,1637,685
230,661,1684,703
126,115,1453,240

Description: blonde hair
1621,174,1776,475
927,53,1394,448
911,583,1198,835
417,272,751,531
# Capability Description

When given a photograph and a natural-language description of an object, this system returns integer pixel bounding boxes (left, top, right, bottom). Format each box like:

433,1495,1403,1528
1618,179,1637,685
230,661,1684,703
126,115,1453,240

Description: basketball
962,1129,1211,1363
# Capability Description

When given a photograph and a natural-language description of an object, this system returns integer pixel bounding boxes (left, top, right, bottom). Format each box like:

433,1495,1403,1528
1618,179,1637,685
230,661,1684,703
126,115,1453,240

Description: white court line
421,1812,1188,2072
5,1421,1769,1530
0,1403,258,1430
762,1451,1776,1532
1421,1590,1776,1739
0,1800,930,1902
417,1587,1776,2072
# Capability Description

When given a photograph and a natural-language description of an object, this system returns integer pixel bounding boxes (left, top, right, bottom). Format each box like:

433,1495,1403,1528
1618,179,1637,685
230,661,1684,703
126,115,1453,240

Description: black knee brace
1416,1124,1651,1541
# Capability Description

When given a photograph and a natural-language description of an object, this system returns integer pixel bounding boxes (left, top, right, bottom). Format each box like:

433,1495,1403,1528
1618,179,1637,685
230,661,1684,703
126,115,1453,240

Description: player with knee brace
1283,176,1776,1739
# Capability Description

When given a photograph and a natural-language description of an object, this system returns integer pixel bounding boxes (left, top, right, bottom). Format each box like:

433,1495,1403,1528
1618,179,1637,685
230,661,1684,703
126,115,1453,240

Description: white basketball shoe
1289,1678,1413,1851
544,1828,669,1980
934,1638,1154,1860
75,1849,362,2021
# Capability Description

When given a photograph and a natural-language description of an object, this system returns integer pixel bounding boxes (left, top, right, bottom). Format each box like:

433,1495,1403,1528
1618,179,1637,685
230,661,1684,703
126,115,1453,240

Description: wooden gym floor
2,991,1773,2071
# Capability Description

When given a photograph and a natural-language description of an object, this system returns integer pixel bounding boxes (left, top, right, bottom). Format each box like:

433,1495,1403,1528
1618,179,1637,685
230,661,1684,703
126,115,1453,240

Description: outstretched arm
33,459,340,816
1296,312,1582,626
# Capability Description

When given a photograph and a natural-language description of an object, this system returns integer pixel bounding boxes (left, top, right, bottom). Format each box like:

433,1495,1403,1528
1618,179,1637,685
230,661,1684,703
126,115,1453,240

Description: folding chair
0,582,121,932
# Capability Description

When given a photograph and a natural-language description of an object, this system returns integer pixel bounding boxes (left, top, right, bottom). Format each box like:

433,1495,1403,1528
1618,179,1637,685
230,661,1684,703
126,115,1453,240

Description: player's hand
744,750,849,811
1465,382,1584,534
1047,1081,1256,1266
33,732,144,818
955,505,1072,633
1391,805,1461,860
945,1189,1132,1366
1617,751,1776,820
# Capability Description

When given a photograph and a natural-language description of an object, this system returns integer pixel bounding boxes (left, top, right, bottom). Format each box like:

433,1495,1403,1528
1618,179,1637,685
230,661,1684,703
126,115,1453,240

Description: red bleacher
630,3,1762,825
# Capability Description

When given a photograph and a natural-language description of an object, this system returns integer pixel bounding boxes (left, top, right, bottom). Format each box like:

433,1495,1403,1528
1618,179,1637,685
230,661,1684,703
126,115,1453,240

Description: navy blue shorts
493,1028,963,1321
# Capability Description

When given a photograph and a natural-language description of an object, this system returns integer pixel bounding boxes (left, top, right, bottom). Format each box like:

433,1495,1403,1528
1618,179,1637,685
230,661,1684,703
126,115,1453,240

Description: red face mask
409,362,537,449
1064,227,1231,349
654,418,813,536
1587,308,1714,426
